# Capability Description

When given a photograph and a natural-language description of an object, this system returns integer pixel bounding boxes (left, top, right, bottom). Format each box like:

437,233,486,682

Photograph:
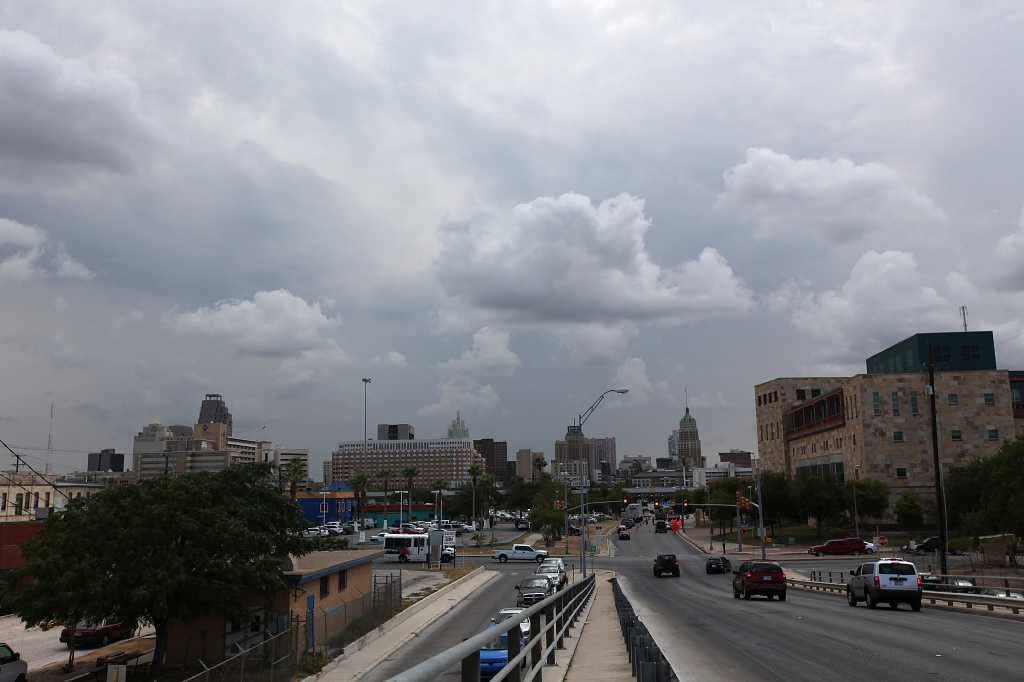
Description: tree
760,472,797,534
849,479,889,520
532,456,547,483
894,493,924,530
349,474,369,524
378,468,393,505
468,464,482,527
796,475,848,538
282,459,307,501
9,466,305,674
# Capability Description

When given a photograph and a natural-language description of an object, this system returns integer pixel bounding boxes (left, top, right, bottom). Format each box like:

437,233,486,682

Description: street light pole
852,464,861,539
756,463,766,561
926,347,950,576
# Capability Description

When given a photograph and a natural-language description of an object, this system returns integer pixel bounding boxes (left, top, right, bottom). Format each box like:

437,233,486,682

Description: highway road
362,563,539,681
593,525,1024,682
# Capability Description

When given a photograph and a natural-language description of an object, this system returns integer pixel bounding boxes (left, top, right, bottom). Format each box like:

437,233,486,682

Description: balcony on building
783,388,845,440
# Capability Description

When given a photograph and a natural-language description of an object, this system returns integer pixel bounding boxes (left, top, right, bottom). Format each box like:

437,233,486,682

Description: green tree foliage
528,495,564,544
281,459,307,501
348,473,369,522
894,492,924,530
9,465,306,673
796,475,848,538
945,439,1024,537
402,467,418,504
849,478,890,519
760,472,797,532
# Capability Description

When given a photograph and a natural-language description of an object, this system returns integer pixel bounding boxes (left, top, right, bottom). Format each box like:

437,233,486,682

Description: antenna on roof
46,402,54,475
960,305,968,333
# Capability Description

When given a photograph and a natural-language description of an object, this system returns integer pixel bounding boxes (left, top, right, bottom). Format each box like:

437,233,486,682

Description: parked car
654,519,668,533
535,564,567,589
0,643,26,682
516,577,555,606
370,531,388,543
60,621,134,649
705,556,731,574
514,518,531,531
440,546,457,563
732,561,787,601
302,527,328,538
653,554,680,578
913,537,941,554
493,608,531,637
846,559,922,611
494,544,548,563
567,525,581,536
808,537,868,556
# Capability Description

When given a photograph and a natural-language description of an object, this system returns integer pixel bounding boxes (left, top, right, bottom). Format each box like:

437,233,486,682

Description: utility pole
736,498,743,553
852,465,861,539
756,464,766,561
927,346,949,576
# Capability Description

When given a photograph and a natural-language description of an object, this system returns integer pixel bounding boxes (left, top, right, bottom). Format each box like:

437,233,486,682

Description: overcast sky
3,2,1024,476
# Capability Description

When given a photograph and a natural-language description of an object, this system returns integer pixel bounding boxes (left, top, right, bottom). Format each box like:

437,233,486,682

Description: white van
383,533,429,563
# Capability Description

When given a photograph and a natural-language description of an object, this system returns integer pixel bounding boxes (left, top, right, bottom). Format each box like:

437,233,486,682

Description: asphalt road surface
593,525,1024,682
361,563,538,681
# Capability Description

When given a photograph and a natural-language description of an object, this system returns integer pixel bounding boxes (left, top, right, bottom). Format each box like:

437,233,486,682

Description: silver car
534,564,567,589
846,559,922,611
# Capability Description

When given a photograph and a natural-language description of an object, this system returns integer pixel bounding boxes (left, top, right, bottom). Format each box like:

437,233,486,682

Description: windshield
523,580,549,589
752,563,782,573
482,633,508,651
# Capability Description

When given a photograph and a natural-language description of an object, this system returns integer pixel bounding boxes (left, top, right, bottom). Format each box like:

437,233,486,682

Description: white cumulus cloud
372,351,408,367
0,217,93,283
716,148,946,243
439,327,520,377
419,376,501,417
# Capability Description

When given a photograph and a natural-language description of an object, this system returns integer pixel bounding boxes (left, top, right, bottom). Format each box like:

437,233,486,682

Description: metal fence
299,571,403,654
180,628,298,682
610,579,677,682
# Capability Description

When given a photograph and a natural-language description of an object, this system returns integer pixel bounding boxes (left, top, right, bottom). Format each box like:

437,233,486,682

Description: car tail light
873,575,880,587
745,572,752,579
917,576,923,587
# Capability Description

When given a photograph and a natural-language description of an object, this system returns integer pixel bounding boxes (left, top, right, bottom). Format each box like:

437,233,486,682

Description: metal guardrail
389,574,597,682
787,578,1024,615
610,579,677,682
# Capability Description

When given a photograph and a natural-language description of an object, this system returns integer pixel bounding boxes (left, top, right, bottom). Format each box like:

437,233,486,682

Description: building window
891,392,900,416
987,429,1000,441
44,492,50,509
320,576,330,598
961,345,980,361
910,392,919,416
33,493,39,510
872,392,881,416
1,493,6,511
14,494,23,515
896,467,908,479
948,393,959,406
338,570,347,591
893,431,905,443
757,395,762,406
951,429,962,441
796,389,806,401
811,388,821,398
984,393,995,406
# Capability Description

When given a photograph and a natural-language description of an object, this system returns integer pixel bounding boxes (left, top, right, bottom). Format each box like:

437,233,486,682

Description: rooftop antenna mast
960,306,968,333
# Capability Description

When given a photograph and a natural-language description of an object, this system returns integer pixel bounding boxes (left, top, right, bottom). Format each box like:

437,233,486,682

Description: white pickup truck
494,544,548,563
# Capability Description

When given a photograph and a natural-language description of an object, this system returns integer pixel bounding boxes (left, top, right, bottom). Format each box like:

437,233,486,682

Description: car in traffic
302,526,328,538
654,519,668,533
479,625,526,680
705,556,731,574
567,524,581,536
493,608,531,637
732,561,787,600
534,563,567,589
846,559,922,611
494,544,548,563
618,527,631,541
0,643,26,682
653,554,680,578
516,577,555,606
540,557,567,573
808,537,868,556
370,531,388,543
60,621,134,649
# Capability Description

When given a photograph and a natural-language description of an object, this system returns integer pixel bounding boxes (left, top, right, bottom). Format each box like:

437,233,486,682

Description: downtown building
331,423,485,491
554,430,617,484
755,331,1024,511
515,449,545,480
473,438,510,484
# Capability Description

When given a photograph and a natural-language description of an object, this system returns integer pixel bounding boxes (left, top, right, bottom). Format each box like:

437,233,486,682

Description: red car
59,621,134,649
732,561,787,600
808,537,868,556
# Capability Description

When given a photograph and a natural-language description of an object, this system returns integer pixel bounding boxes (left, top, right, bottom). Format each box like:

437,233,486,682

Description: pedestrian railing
787,578,1024,615
389,573,597,682
610,579,677,682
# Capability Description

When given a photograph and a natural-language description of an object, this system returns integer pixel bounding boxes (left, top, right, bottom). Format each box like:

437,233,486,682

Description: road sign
442,530,456,547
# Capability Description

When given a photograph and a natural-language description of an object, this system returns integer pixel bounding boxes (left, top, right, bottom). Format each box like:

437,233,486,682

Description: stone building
754,332,1024,512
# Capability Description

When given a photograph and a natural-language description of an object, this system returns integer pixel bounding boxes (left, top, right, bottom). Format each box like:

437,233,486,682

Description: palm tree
532,456,547,483
282,459,306,501
402,467,418,522
349,474,369,526
378,468,393,507
468,464,482,529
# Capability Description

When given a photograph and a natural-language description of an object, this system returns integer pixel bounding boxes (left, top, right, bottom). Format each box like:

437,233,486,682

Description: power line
0,438,70,501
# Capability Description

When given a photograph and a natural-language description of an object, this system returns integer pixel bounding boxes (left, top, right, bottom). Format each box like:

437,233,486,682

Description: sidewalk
681,524,806,558
563,574,631,682
317,568,499,681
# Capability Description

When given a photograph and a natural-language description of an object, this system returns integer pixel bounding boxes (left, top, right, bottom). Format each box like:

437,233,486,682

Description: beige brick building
755,332,1024,514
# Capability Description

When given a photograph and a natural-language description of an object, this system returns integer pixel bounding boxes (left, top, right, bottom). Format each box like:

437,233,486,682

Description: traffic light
654,500,660,508
683,499,690,513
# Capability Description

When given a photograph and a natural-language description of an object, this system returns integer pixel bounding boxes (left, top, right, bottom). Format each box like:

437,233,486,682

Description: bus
383,533,429,563
625,503,643,521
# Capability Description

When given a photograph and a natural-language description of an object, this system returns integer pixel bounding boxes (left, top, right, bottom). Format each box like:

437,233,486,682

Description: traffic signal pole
756,465,767,560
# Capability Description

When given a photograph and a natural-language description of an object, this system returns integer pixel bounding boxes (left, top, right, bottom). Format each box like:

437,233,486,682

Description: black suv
705,556,731,574
515,577,554,606
654,519,668,533
653,554,680,577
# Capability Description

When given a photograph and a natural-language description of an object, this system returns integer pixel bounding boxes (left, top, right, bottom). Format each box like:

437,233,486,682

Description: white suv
846,559,922,611
0,643,26,682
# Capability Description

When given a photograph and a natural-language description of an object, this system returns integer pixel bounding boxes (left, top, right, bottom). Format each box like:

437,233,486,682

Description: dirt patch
30,637,155,682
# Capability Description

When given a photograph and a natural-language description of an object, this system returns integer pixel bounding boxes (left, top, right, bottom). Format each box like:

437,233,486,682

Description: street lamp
394,490,408,528
568,388,629,577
